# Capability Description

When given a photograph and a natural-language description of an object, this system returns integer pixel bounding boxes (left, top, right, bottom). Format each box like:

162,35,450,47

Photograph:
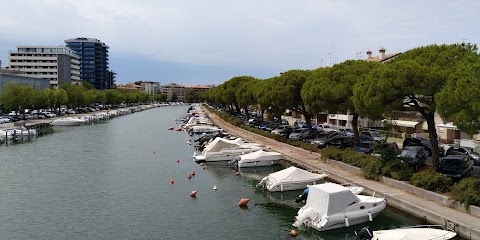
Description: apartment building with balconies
8,46,81,88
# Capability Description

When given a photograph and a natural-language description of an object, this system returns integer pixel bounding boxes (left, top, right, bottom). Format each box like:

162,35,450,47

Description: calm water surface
0,106,461,239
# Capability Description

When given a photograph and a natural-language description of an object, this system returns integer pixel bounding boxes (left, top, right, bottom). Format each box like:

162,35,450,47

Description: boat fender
280,184,284,192
368,212,373,222
190,191,198,198
238,198,250,206
236,172,240,176
176,159,180,163
319,217,329,228
200,162,205,166
213,185,217,190
290,229,297,237
344,216,350,227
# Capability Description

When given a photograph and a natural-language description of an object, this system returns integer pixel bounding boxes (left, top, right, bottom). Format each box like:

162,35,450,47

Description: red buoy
191,170,196,176
238,198,250,206
168,127,174,130
170,179,175,184
176,128,182,131
190,191,198,198
176,159,180,163
236,172,240,176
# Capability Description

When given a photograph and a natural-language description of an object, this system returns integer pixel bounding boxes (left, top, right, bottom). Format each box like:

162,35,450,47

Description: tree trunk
425,113,440,169
244,107,250,118
304,113,312,131
352,113,360,146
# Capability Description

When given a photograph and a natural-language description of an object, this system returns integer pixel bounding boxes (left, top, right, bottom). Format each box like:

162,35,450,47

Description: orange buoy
168,127,174,130
190,191,198,197
236,172,240,176
191,170,196,176
170,179,175,184
290,229,297,237
238,198,250,206
176,128,182,131
187,173,192,179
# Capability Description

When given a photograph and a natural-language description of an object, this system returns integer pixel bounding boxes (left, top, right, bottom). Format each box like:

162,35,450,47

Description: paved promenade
204,108,480,240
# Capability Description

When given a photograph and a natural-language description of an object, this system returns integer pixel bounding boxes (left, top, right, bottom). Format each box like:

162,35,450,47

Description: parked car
445,146,480,166
354,141,375,154
326,135,355,149
402,137,445,157
396,146,427,170
32,112,47,119
337,128,354,137
310,132,340,148
44,112,56,118
0,116,11,124
271,125,294,138
303,131,320,143
436,155,474,181
318,124,335,132
360,131,386,142
289,128,310,141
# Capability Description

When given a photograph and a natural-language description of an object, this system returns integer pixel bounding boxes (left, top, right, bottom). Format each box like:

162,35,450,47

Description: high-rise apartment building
8,46,81,88
65,37,110,90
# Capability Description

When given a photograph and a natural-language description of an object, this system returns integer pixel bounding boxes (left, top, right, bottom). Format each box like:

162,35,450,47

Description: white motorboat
4,126,36,137
257,166,328,192
292,182,386,231
189,125,222,134
51,117,85,126
355,225,457,240
193,137,264,162
231,150,283,168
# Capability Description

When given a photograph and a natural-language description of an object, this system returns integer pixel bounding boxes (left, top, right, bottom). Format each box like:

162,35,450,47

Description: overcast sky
0,0,478,86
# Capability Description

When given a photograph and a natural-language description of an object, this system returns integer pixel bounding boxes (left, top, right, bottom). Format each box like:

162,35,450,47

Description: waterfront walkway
204,107,480,240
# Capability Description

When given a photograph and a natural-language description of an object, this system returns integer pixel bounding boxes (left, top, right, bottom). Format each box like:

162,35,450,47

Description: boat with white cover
4,126,36,137
193,137,264,162
231,150,283,168
355,224,457,240
257,166,328,192
292,182,386,231
51,117,85,126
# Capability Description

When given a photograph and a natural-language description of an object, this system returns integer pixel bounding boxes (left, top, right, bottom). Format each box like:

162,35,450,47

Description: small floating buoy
190,191,198,198
213,185,217,190
170,179,175,184
236,172,240,176
153,150,156,154
176,159,180,163
182,157,184,161
187,173,192,179
200,162,205,166
168,127,174,130
290,229,297,237
238,198,250,206
191,170,196,176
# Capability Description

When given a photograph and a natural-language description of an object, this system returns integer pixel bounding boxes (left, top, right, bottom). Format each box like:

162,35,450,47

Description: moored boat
52,117,86,126
230,150,283,168
257,166,328,192
292,182,386,231
355,224,457,240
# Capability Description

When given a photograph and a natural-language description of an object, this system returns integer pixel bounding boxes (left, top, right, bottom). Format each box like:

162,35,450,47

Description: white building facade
8,46,81,88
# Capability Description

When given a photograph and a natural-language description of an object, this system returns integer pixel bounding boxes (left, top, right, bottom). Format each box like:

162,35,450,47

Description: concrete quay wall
204,108,480,239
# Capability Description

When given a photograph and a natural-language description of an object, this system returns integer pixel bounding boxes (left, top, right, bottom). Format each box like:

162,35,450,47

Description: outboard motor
356,226,373,240
295,188,309,203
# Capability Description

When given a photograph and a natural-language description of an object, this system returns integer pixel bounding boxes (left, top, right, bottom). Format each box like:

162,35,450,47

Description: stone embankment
204,107,480,240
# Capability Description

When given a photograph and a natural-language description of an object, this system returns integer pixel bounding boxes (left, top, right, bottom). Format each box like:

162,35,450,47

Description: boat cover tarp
305,183,360,218
239,150,283,162
203,137,243,153
268,166,326,185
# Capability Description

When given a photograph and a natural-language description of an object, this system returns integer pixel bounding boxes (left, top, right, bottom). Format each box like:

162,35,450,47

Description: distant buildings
160,83,213,102
8,46,81,88
365,47,402,63
65,37,111,90
0,65,50,93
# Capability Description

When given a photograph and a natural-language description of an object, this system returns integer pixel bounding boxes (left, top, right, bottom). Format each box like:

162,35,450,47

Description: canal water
0,106,462,240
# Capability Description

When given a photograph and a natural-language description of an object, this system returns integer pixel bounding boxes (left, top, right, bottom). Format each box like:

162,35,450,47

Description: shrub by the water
410,170,453,193
450,177,480,209
361,158,383,180
382,161,413,181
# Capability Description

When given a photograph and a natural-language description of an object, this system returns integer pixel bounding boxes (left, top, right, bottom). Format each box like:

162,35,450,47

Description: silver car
289,129,310,140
